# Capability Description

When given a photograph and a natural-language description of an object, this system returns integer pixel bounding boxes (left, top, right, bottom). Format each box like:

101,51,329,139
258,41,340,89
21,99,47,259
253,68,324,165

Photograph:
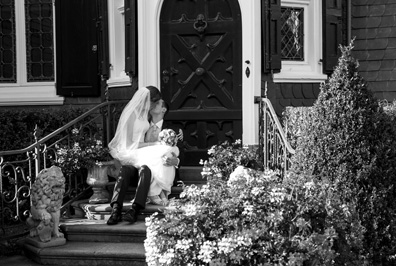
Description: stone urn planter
86,161,114,204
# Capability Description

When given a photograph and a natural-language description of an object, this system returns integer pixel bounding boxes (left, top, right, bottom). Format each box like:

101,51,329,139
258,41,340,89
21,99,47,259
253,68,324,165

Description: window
0,0,62,106
25,0,54,82
0,0,16,82
281,7,304,61
273,0,327,83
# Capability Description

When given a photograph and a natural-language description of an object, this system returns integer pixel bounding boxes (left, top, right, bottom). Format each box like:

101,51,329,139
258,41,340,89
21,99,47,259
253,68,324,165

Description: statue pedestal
25,236,66,248
86,161,114,204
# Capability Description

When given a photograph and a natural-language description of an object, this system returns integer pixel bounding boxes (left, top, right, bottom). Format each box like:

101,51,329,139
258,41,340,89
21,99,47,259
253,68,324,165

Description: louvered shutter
322,0,342,74
98,0,109,80
124,0,138,77
262,0,281,73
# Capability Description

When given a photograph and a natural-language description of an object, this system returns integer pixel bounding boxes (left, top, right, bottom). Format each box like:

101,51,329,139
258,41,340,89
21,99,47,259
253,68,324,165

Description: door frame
137,0,261,146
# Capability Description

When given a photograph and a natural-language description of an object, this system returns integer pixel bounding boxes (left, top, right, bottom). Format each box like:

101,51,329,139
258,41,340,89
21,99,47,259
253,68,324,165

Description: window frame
0,0,63,106
273,0,327,83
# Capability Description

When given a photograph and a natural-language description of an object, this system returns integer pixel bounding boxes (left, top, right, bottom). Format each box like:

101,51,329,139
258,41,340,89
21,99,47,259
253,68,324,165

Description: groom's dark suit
108,119,183,222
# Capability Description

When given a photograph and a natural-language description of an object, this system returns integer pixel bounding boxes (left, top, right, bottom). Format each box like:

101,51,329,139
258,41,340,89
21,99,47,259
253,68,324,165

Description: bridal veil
108,87,151,163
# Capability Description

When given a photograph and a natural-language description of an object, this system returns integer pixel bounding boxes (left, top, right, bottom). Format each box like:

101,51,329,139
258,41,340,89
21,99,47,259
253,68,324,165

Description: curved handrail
258,97,295,176
0,100,127,156
260,97,295,154
0,100,128,230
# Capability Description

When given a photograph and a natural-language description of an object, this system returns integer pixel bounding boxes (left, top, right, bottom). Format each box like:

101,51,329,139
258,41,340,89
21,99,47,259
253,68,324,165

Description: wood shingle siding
352,1,396,101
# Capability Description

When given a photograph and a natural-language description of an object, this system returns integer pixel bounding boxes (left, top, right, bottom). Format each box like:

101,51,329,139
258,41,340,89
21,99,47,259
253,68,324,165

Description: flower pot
86,161,113,204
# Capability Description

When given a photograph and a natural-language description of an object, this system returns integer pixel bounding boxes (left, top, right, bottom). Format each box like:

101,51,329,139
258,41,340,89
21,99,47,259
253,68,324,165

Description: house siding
352,0,396,101
263,80,320,117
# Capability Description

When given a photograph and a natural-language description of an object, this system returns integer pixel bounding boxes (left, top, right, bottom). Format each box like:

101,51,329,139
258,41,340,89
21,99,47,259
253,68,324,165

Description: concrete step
24,241,145,266
178,166,206,184
60,219,148,243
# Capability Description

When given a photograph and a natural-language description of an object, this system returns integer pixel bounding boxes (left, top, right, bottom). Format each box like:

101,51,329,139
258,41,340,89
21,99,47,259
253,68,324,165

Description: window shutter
124,0,138,78
322,0,342,74
262,0,281,73
98,0,109,80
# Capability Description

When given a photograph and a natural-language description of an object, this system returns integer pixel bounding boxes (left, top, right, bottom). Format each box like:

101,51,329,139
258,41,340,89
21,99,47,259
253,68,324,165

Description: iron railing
257,97,295,176
0,100,127,240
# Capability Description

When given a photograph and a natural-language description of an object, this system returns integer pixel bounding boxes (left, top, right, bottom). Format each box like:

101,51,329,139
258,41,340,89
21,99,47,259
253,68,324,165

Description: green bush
0,107,86,152
290,42,396,264
282,106,312,150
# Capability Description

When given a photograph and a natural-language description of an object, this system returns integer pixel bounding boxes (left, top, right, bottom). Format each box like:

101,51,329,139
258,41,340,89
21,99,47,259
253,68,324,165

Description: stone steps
24,241,146,266
22,166,204,265
23,206,164,265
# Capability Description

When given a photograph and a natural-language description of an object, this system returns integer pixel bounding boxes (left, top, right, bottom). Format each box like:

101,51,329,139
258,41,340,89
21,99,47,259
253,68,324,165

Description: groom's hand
163,152,180,167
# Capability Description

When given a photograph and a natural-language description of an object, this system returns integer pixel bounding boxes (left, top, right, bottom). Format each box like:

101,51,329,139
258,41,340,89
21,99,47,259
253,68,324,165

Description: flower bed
145,140,364,265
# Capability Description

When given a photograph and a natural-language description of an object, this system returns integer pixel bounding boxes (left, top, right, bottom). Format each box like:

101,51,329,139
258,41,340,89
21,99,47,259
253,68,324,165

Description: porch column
137,0,161,88
240,0,261,146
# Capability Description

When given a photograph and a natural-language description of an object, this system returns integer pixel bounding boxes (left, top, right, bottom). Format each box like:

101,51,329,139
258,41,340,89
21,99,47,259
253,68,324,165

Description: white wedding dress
128,144,179,197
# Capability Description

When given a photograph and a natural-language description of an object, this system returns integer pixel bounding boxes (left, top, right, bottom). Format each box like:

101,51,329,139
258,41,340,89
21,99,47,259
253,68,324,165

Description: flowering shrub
54,128,110,177
144,165,362,265
200,139,262,181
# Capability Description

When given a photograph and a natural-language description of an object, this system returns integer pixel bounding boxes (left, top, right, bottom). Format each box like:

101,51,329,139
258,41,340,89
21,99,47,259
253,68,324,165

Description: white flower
242,202,254,216
198,241,217,263
251,187,262,196
218,237,236,254
184,204,198,216
228,166,249,185
175,239,192,251
235,139,242,144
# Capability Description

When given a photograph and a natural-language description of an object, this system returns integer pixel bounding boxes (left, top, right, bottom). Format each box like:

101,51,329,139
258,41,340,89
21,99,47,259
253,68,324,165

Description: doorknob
92,45,97,52
162,69,169,83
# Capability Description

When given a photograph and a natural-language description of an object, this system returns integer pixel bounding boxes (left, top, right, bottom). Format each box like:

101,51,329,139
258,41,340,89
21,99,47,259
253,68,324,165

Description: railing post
34,125,41,177
105,103,111,146
263,100,268,169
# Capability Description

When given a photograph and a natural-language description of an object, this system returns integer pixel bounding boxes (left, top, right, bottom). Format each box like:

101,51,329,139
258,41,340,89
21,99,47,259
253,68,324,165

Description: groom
107,98,182,225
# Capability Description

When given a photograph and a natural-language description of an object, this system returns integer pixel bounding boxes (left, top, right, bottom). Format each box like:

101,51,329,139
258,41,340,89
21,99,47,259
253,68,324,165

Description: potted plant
54,128,113,204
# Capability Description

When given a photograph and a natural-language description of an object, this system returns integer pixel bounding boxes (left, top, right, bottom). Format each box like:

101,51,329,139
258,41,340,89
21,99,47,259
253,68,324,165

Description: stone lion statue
26,166,65,242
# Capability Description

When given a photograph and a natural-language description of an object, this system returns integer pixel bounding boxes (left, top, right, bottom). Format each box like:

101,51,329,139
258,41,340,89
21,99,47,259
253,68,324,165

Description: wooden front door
160,0,242,166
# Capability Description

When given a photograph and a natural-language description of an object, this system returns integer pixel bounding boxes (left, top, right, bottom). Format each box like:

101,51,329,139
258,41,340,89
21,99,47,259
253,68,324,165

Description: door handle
162,69,169,83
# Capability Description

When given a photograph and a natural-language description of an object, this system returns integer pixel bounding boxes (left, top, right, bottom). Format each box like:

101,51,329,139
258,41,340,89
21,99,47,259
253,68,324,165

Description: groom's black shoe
124,204,140,224
107,203,122,225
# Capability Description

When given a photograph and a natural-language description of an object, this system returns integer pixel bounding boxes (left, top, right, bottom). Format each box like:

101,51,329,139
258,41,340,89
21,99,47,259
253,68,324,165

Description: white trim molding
240,0,261,145
0,84,64,106
107,0,130,88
